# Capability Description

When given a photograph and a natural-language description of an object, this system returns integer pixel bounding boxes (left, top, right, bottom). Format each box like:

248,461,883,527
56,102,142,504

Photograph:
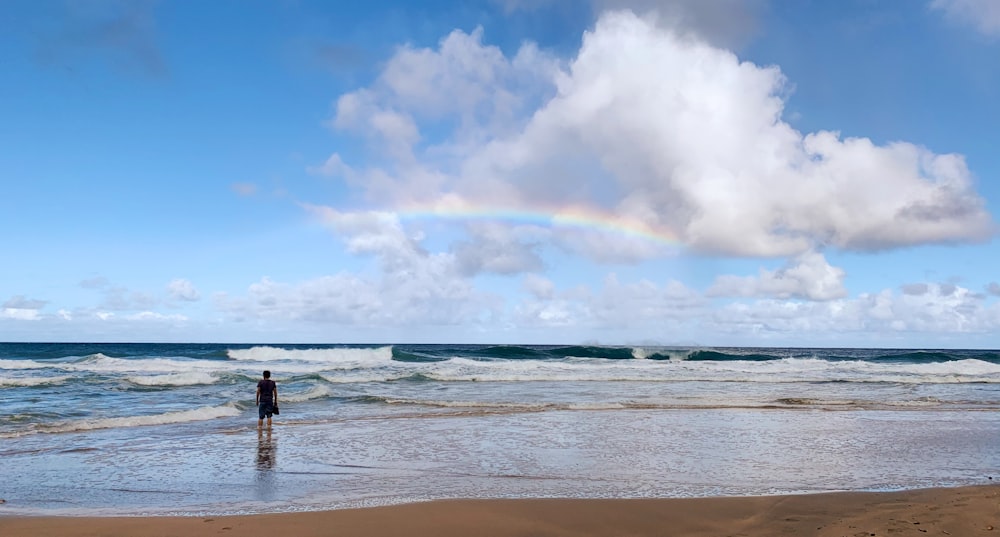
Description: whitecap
38,404,242,435
0,359,52,370
227,346,394,366
126,372,219,386
281,385,334,403
0,376,71,387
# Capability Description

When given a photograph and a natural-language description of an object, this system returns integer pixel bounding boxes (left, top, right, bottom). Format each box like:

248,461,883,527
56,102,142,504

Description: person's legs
258,402,273,428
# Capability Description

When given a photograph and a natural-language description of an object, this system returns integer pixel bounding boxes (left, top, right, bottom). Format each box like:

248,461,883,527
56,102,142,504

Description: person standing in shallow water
256,370,278,429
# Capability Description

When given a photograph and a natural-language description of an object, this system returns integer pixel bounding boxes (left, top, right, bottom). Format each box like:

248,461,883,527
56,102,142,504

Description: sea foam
228,345,394,365
0,359,50,370
0,376,70,387
126,372,219,386
282,385,334,403
40,404,242,435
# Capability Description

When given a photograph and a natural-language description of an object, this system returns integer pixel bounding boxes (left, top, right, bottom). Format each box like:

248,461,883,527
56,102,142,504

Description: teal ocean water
2,343,999,515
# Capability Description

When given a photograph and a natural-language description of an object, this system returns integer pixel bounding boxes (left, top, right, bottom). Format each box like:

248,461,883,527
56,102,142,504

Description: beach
3,343,1000,523
3,485,999,536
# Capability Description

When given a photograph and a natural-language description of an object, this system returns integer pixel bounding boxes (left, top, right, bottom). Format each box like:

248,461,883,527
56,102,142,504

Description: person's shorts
258,402,274,419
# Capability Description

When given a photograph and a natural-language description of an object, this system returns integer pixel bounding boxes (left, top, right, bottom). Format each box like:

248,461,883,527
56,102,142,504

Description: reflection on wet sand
256,428,276,470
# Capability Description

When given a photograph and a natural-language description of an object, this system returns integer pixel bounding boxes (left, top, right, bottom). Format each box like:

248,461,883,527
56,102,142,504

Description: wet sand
2,485,998,537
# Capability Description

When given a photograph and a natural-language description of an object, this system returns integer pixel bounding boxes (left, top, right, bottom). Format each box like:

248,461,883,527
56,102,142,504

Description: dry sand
2,485,999,536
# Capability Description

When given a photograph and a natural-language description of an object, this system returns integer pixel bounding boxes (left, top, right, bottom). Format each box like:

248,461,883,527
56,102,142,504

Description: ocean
1,343,999,516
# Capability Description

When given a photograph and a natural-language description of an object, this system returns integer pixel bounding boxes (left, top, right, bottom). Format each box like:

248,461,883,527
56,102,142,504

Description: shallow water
3,404,997,515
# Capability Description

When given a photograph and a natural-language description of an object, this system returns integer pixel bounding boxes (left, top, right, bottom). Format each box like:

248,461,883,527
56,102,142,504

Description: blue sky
2,0,999,346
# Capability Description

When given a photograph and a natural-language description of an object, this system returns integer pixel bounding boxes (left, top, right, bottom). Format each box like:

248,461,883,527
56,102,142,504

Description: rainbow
396,198,684,247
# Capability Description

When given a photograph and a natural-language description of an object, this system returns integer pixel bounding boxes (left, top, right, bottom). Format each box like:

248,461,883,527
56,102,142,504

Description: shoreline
2,485,998,537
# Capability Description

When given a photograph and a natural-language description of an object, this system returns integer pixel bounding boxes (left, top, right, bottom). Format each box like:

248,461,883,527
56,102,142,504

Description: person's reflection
256,428,276,470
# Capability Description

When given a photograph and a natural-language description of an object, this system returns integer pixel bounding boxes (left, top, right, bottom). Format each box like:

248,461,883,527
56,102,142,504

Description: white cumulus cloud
708,252,847,301
931,0,1000,37
1,296,47,321
452,222,545,275
229,205,501,328
595,0,765,47
315,10,992,266
1,308,41,321
514,273,707,331
168,278,200,302
523,274,556,300
280,9,999,344
707,282,1000,344
3,295,47,310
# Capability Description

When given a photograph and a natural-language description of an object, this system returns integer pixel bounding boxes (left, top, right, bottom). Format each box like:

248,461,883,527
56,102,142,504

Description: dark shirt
257,379,276,404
